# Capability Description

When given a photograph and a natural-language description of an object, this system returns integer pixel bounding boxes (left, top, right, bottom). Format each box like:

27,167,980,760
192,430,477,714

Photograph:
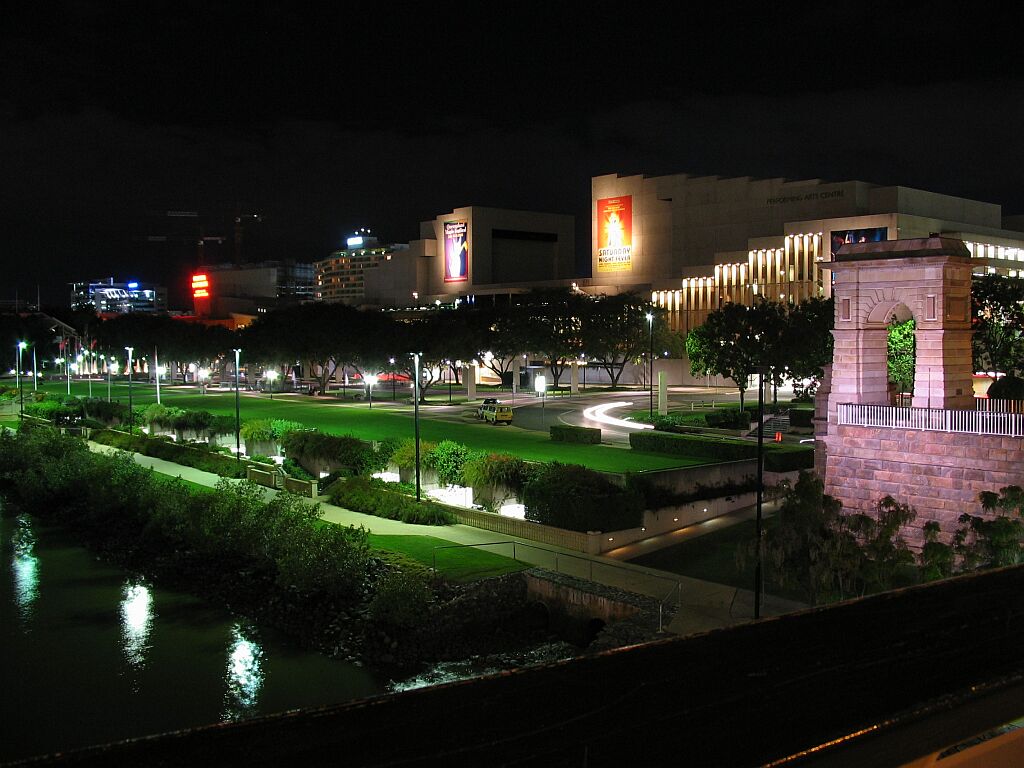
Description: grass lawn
40,381,703,473
367,534,527,582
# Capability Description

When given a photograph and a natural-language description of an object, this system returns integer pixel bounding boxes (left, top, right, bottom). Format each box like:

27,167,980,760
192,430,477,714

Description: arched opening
887,312,916,406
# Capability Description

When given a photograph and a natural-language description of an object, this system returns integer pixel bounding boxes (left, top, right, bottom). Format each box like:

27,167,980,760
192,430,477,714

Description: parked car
482,404,513,425
476,397,499,419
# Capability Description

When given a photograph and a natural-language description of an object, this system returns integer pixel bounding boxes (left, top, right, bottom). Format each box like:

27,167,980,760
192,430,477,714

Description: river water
0,510,382,763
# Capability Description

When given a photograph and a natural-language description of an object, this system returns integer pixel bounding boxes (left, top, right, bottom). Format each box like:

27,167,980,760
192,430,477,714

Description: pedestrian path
87,442,805,636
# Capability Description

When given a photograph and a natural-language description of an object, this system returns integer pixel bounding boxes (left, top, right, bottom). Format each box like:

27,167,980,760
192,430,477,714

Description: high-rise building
314,231,407,305
70,278,167,314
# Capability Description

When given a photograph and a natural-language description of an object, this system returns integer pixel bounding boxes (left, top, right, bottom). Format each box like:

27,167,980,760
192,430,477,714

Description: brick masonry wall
823,425,1024,543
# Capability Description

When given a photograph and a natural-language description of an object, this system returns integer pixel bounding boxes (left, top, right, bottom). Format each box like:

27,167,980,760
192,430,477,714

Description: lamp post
389,358,396,400
365,373,378,410
446,360,452,403
198,367,209,395
153,347,161,405
535,374,547,425
125,347,134,433
754,364,769,620
31,345,37,392
85,353,93,398
412,352,422,501
265,369,278,399
16,341,26,420
646,312,654,418
66,353,71,395
233,349,241,461
105,356,112,402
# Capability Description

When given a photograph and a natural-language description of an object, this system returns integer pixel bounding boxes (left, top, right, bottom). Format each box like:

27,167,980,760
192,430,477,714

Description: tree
518,289,586,388
781,297,834,400
886,317,915,395
685,302,761,408
846,496,916,592
972,273,1024,379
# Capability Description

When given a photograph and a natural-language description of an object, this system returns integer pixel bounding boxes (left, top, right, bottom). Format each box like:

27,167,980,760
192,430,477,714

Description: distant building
70,278,167,314
315,231,408,305
190,260,315,318
362,207,576,308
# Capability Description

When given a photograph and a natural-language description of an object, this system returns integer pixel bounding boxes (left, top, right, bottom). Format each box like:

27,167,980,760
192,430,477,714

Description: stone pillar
570,362,579,395
658,371,668,416
828,328,890,408
464,365,476,401
913,328,975,410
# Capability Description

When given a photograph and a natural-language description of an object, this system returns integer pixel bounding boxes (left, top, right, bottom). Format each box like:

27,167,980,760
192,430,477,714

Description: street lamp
31,344,37,392
646,312,654,418
535,374,547,425
104,355,112,402
198,367,209,395
153,347,162,405
16,341,27,420
754,364,770,620
365,373,378,409
389,357,396,400
265,369,278,399
233,349,242,460
125,347,134,433
412,352,422,501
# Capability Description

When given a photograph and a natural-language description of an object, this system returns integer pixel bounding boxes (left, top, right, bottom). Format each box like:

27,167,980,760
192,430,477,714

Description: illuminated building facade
315,232,408,305
190,261,314,318
70,278,167,314
583,172,1024,334
362,206,576,307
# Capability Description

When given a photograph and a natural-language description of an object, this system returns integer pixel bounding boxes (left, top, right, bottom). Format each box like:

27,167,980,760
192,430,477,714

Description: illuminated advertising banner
830,227,887,258
597,196,633,273
444,221,468,283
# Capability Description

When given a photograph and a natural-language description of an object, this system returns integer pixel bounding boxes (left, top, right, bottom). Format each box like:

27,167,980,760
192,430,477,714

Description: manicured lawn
367,534,527,582
40,381,702,473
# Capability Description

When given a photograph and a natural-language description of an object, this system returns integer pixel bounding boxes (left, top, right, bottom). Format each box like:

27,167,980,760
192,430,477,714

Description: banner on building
444,221,468,283
829,227,887,258
597,196,633,273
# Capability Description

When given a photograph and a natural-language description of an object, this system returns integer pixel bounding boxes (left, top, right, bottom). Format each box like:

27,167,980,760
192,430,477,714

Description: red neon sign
191,273,210,298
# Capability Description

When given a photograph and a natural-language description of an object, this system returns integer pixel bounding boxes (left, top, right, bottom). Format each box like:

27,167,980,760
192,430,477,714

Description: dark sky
3,2,1024,308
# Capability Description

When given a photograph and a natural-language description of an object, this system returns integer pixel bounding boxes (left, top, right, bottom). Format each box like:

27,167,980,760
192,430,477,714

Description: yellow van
483,404,513,425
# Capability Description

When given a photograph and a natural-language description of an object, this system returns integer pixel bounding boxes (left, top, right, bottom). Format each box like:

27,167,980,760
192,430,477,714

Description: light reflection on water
223,622,264,721
11,515,39,628
120,581,153,673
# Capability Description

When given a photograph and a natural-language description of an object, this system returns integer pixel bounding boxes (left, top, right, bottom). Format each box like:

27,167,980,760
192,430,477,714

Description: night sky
3,2,1024,308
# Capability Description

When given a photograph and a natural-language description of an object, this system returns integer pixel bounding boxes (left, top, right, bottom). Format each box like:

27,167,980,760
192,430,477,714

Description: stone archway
825,238,974,420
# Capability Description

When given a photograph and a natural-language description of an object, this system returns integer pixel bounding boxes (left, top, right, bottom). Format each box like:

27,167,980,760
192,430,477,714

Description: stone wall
824,424,1024,542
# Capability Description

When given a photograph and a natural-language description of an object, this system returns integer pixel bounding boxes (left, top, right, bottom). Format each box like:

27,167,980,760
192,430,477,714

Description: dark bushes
90,429,249,478
630,430,814,472
281,430,381,476
523,463,643,532
549,424,602,444
329,477,456,525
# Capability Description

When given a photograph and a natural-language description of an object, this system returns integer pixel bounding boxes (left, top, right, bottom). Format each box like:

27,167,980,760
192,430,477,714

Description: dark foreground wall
24,567,1024,767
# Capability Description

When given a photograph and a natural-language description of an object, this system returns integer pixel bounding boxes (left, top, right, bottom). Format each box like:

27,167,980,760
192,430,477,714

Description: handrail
431,540,682,627
839,402,1024,437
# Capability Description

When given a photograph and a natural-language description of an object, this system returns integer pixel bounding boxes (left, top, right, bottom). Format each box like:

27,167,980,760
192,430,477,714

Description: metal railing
431,540,682,632
838,402,1024,437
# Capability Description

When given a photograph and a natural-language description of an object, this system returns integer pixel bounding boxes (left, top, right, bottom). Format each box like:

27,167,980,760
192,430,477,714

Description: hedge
629,430,814,472
704,409,751,429
789,409,814,429
549,424,601,444
329,477,455,525
523,463,643,533
91,429,249,478
280,430,381,476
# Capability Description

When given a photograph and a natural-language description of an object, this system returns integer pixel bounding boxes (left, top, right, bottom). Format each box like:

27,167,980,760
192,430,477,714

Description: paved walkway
87,442,805,636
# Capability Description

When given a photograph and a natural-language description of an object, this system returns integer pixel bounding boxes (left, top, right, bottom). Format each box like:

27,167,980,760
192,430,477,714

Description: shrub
329,477,455,525
428,440,477,486
282,458,315,481
462,453,531,492
789,409,814,429
390,439,436,471
172,409,214,436
522,463,643,532
81,399,130,425
209,414,238,437
987,375,1024,401
240,419,275,443
281,430,380,475
270,419,305,441
624,474,758,510
368,569,432,629
629,430,814,471
705,409,752,429
90,428,249,478
764,445,815,472
549,424,601,444
142,403,178,429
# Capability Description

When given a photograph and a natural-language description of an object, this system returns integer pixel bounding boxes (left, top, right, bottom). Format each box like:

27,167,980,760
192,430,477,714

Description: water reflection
223,622,264,721
11,515,39,628
120,581,153,673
